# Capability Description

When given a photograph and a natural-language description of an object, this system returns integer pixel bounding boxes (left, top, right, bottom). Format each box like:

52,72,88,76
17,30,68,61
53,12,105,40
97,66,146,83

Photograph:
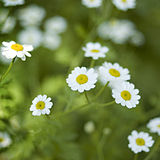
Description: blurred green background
0,0,160,159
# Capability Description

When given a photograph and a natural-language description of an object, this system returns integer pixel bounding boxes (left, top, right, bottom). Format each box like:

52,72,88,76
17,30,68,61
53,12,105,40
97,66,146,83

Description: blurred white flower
1,41,33,61
112,0,136,11
112,82,140,108
84,121,95,134
130,31,145,46
30,95,53,116
98,62,130,88
128,130,154,154
103,128,111,135
18,5,46,27
2,0,24,6
43,33,61,50
44,16,67,34
82,42,109,60
0,132,12,148
0,9,8,24
66,67,98,93
1,17,16,34
0,49,12,64
147,117,160,136
18,27,43,48
82,0,102,8
98,19,136,44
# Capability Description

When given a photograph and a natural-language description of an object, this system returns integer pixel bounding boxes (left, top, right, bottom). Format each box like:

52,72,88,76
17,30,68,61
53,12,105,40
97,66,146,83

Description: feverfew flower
66,67,98,93
17,27,43,48
1,41,33,61
99,62,130,87
43,33,61,50
112,82,140,108
82,0,102,8
128,130,154,154
112,0,136,11
0,132,12,148
82,42,109,60
18,5,46,27
44,16,67,34
147,117,160,136
84,121,95,134
2,0,24,6
30,95,53,116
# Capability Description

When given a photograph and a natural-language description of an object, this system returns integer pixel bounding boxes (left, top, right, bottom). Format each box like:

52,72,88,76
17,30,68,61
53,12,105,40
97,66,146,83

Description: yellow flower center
136,138,145,146
76,74,88,84
0,137,4,142
109,68,120,77
122,0,127,3
157,124,160,128
121,90,131,101
36,101,45,110
91,49,100,53
11,43,23,51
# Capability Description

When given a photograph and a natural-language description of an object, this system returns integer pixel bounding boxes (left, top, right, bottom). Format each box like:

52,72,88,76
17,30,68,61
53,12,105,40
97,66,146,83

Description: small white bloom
99,62,130,88
30,95,53,116
0,49,12,64
2,0,24,6
0,132,12,148
44,16,67,34
130,31,145,46
66,67,98,93
112,0,136,11
1,17,16,34
82,0,102,8
82,42,109,60
103,128,111,135
43,33,61,50
18,5,46,27
84,121,95,134
128,130,154,154
147,117,160,136
17,27,43,48
112,82,140,108
1,41,33,61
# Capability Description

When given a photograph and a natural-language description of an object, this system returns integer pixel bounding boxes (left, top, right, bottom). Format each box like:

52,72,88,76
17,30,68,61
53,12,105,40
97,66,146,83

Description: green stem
134,154,138,160
98,101,115,107
0,58,16,83
94,82,109,100
144,137,160,160
84,91,90,104
90,59,95,68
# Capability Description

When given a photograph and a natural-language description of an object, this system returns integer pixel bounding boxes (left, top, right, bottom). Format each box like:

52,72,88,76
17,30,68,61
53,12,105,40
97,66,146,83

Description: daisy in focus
112,0,136,11
66,67,98,93
1,41,33,61
128,130,154,154
99,62,130,88
2,0,24,6
0,132,12,148
82,42,109,60
30,95,53,116
147,117,160,136
82,0,102,8
112,82,140,108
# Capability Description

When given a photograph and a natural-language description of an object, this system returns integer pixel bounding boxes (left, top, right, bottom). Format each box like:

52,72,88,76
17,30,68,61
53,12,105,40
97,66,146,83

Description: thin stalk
98,101,115,107
84,91,90,104
90,59,95,68
0,57,16,83
134,154,138,160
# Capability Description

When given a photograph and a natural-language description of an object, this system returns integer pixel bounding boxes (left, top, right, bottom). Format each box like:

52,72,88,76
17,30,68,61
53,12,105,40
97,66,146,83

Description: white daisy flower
82,0,102,8
1,17,16,34
147,117,160,136
0,132,12,148
2,0,24,6
1,41,33,61
112,82,140,108
44,16,67,34
18,5,46,27
17,27,43,48
66,67,98,93
30,95,53,116
84,121,95,134
112,0,136,11
82,42,109,60
128,130,154,154
43,33,61,50
99,62,130,88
